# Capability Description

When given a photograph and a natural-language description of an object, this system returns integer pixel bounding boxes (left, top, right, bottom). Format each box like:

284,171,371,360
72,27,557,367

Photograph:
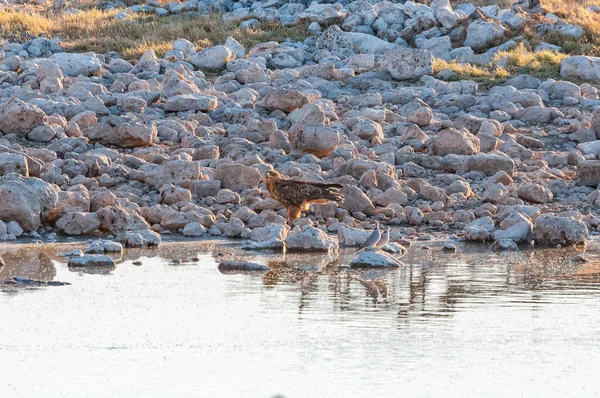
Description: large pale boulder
213,163,262,192
46,191,91,223
350,249,404,268
431,0,462,29
337,226,372,247
0,173,59,232
298,2,347,24
164,94,218,112
464,217,495,241
347,32,401,54
492,212,533,244
250,225,287,242
0,153,28,176
430,128,480,156
160,69,201,98
285,226,338,253
115,229,161,248
372,188,408,207
464,152,515,176
146,160,202,189
262,88,310,112
188,45,234,70
84,117,156,148
352,120,384,143
96,204,150,235
68,255,115,269
0,100,47,137
380,48,433,80
560,56,600,81
289,123,340,157
130,49,160,74
577,160,600,186
50,53,102,77
26,38,62,57
464,20,505,51
517,184,553,203
534,214,588,247
315,26,399,55
342,185,376,216
56,212,101,235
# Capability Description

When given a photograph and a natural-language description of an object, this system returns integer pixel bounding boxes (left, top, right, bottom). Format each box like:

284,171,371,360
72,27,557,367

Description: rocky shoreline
0,0,599,266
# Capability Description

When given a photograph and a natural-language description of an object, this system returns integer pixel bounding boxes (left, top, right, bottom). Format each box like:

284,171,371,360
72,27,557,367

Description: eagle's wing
274,180,344,207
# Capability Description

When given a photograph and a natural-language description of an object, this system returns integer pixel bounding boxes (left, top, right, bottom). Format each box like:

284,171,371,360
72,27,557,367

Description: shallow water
2,239,600,398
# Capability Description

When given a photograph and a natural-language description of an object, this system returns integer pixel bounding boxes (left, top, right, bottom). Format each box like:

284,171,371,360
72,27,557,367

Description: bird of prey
264,170,345,225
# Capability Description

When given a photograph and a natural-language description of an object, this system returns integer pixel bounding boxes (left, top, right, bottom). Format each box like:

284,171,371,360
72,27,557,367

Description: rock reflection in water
3,239,600,317
0,246,57,282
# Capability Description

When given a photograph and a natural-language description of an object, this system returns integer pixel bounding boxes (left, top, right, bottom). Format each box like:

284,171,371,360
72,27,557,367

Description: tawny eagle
264,170,344,225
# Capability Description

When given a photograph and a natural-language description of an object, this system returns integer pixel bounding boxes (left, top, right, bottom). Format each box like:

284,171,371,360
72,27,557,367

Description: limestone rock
218,261,270,272
285,226,338,253
164,94,218,112
464,21,505,51
116,229,161,248
0,100,47,137
146,160,201,190
534,215,588,247
337,226,372,247
517,184,553,203
96,204,150,235
0,174,59,232
50,53,102,77
183,222,206,237
85,118,156,148
56,212,101,235
350,249,404,268
262,88,310,112
560,56,600,81
214,163,262,192
0,153,28,176
68,255,115,268
342,185,376,216
289,123,340,157
464,217,495,241
430,128,480,156
87,240,123,254
577,160,600,186
380,48,433,80
465,152,515,176
188,45,234,70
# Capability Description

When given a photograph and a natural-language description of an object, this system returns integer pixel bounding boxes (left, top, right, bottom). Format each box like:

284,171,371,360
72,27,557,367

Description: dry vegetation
432,58,509,78
0,9,310,59
0,0,598,83
440,0,600,81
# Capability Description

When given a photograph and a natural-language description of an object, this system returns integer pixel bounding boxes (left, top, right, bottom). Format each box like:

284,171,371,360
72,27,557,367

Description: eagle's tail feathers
321,186,344,202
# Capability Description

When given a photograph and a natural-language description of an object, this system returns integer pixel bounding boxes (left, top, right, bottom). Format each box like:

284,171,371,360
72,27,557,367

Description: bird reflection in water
260,252,392,307
351,271,390,304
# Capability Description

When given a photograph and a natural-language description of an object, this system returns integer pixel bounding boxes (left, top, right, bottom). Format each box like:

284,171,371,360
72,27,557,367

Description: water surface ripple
1,240,600,397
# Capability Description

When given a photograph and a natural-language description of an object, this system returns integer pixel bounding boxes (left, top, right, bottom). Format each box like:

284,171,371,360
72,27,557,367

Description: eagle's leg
286,206,302,227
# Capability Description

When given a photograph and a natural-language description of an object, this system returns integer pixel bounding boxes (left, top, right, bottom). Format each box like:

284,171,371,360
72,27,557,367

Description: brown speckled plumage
265,170,344,224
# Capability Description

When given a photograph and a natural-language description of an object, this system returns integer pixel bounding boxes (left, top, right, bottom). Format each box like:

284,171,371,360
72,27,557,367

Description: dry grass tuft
494,42,568,78
433,58,510,78
0,10,310,60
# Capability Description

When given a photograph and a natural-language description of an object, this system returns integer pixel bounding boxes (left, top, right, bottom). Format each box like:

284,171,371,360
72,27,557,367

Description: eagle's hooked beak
265,170,280,180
